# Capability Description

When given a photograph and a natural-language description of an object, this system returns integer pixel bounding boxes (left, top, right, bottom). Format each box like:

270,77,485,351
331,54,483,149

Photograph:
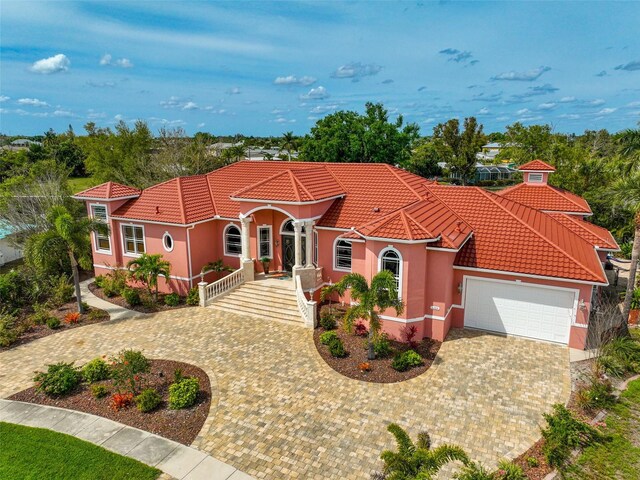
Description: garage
464,277,577,344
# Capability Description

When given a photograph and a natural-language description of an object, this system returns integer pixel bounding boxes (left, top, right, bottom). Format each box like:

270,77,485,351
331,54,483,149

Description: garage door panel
464,278,575,344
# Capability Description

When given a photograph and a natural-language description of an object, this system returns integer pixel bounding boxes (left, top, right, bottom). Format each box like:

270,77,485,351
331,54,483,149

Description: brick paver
0,308,570,479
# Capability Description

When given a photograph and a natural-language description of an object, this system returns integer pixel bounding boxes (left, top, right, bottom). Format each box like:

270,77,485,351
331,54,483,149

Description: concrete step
226,287,298,305
209,303,304,325
213,297,301,317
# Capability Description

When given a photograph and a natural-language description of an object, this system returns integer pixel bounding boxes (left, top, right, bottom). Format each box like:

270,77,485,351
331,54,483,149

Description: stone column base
242,259,255,282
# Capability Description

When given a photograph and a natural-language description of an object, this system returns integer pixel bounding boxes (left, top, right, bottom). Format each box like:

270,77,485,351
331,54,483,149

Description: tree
374,423,469,480
26,205,107,313
321,270,403,360
496,122,555,165
432,117,485,185
300,102,419,164
200,259,234,281
403,142,443,178
280,131,298,160
127,254,171,302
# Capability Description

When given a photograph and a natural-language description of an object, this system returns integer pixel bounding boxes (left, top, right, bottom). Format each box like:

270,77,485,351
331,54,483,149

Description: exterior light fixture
579,299,587,310
457,282,463,294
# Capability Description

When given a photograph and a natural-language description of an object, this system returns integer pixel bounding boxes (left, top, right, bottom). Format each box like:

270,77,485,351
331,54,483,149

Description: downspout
187,224,195,289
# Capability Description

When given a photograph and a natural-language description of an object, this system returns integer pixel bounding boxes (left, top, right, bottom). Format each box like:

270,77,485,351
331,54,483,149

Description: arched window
162,232,174,252
380,248,402,297
334,239,352,271
281,219,305,234
224,224,242,256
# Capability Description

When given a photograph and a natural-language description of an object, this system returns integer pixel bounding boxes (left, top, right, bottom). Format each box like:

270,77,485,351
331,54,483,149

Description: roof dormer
518,159,555,185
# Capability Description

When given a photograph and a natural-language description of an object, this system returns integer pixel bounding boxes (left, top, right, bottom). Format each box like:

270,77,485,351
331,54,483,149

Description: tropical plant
280,131,297,160
322,271,404,360
127,254,171,302
26,205,108,313
200,259,234,281
164,292,180,306
375,423,469,480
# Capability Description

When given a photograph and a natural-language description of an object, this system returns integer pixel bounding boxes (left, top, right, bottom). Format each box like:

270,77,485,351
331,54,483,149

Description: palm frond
421,445,469,472
386,424,416,457
343,303,368,333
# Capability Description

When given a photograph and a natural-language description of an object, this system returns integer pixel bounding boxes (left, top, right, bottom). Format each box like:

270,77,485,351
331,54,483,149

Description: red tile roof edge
549,213,620,250
74,181,141,199
498,182,592,214
518,159,556,171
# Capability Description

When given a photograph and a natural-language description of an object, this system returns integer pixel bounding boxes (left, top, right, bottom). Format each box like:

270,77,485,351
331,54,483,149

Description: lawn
565,377,640,479
67,176,101,194
0,422,161,480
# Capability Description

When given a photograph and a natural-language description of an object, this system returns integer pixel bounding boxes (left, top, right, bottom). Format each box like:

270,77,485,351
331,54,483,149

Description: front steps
207,277,304,325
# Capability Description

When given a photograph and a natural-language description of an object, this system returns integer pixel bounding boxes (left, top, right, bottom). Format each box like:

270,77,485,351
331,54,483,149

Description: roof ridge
398,210,415,241
423,186,473,231
175,177,187,224
231,170,287,197
552,213,614,247
290,170,314,201
478,189,602,281
205,176,219,217
106,181,113,197
384,164,422,200
403,208,437,239
323,165,349,192
548,185,591,212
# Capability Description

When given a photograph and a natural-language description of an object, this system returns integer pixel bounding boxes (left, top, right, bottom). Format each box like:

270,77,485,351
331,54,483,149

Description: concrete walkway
0,399,254,480
80,278,146,321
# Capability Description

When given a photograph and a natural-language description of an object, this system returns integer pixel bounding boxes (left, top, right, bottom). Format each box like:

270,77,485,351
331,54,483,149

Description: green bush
320,331,339,345
186,287,199,306
601,335,640,374
94,275,106,288
135,388,162,412
82,358,111,383
0,270,29,309
541,404,605,469
91,384,109,399
102,270,127,297
319,313,337,330
453,461,494,480
48,274,75,307
88,309,108,321
122,288,141,307
328,338,347,358
495,460,526,480
164,293,180,306
597,355,625,377
0,310,20,347
121,350,150,374
29,303,54,326
391,350,423,372
526,457,539,468
33,362,82,396
373,333,393,358
168,377,200,409
46,317,61,329
575,376,615,412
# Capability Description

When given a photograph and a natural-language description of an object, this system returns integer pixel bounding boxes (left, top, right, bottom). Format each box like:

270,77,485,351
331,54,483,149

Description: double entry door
281,234,306,272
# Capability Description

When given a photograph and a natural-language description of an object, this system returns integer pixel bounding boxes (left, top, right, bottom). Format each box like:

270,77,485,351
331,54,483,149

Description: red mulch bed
89,283,190,313
0,302,109,352
513,438,552,480
313,320,441,384
9,359,211,445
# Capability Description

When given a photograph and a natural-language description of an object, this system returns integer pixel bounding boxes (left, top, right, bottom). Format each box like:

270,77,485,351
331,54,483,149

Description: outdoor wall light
579,299,587,310
457,282,463,293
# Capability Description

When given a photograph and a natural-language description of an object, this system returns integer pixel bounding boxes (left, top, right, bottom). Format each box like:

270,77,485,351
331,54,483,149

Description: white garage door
464,278,576,344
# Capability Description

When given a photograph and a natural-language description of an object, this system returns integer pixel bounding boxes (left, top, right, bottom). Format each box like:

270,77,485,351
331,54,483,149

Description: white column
304,220,315,267
240,215,252,262
293,220,303,268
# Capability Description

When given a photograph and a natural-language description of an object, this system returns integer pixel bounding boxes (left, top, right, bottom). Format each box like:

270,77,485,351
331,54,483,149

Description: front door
281,235,305,272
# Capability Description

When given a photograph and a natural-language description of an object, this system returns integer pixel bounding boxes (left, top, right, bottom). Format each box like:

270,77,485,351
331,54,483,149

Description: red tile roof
74,181,141,199
427,186,606,283
546,213,619,250
518,159,556,171
498,183,592,214
231,167,345,202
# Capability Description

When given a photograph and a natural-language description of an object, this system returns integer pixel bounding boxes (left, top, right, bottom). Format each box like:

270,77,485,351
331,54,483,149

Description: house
74,159,619,350
440,162,517,183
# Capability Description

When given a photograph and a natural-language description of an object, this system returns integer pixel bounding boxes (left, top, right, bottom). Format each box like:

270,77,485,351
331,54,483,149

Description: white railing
295,275,317,328
199,268,245,306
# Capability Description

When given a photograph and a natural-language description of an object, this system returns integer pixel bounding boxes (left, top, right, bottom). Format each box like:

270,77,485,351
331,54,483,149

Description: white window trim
378,246,403,299
90,203,111,254
258,225,273,259
333,237,352,272
162,231,174,252
528,172,544,183
280,218,306,235
121,223,146,258
223,223,242,257
313,230,319,266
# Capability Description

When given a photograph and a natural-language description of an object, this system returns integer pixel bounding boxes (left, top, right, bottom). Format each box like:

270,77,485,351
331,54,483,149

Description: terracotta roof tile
546,213,619,250
74,181,141,199
518,159,556,171
498,183,592,214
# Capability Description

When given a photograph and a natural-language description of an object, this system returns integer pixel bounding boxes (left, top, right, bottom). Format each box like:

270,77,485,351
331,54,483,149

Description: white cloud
52,109,75,117
422,118,436,124
148,117,186,126
100,53,134,68
116,58,133,68
559,96,576,103
274,117,296,124
496,116,510,121
182,101,199,110
99,54,112,66
516,108,531,115
477,107,490,115
332,62,382,80
596,107,617,115
274,75,316,86
0,95,10,103
538,102,556,110
17,98,49,107
197,123,205,128
226,87,241,95
559,114,581,120
492,65,550,81
87,110,107,119
87,80,116,88
30,54,70,74
310,104,338,114
300,86,329,100
626,101,640,108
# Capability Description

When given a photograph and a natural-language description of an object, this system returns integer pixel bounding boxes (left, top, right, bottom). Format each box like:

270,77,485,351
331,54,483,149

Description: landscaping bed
89,282,191,313
313,305,441,383
9,358,211,445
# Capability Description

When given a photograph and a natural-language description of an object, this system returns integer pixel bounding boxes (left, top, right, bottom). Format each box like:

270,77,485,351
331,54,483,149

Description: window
281,219,305,234
380,248,402,296
224,224,242,256
162,232,174,252
334,240,352,271
90,204,110,253
122,225,145,256
258,226,272,258
313,231,318,265
528,173,543,183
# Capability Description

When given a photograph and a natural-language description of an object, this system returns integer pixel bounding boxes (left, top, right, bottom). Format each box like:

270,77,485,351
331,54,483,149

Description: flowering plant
109,350,150,395
354,322,368,336
110,392,133,411
358,362,371,372
64,312,81,324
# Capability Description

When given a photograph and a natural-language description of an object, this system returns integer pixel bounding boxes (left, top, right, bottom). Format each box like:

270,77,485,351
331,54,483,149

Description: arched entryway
280,219,306,272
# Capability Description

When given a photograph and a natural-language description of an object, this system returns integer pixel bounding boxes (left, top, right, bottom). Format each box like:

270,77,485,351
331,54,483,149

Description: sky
1,1,639,137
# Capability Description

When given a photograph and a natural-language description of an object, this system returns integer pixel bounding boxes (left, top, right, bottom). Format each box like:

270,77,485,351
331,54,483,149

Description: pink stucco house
74,159,619,350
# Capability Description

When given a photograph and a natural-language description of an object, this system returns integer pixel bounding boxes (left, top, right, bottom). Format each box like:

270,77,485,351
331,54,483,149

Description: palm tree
127,253,171,302
321,271,403,359
375,423,469,480
200,259,234,282
281,131,297,161
28,205,108,313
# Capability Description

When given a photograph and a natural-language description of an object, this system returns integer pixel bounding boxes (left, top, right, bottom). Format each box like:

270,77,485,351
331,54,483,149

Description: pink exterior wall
523,171,550,184
237,199,336,222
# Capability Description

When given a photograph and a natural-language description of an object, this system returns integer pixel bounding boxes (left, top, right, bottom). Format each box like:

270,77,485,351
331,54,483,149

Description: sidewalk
80,278,146,322
0,399,253,480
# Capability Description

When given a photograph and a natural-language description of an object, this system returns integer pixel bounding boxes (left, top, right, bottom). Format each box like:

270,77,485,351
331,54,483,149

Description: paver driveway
0,308,570,479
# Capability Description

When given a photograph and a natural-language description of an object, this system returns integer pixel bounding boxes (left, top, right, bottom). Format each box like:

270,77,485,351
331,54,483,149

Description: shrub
601,335,640,374
102,270,127,297
94,275,106,288
111,392,134,411
186,287,199,306
88,309,108,321
354,322,368,336
91,384,109,399
33,362,82,396
46,317,61,329
30,303,53,326
0,310,20,347
373,333,393,358
81,301,90,311
319,312,337,330
122,288,141,307
48,274,75,307
168,377,200,409
0,269,30,309
541,404,605,469
358,362,371,372
64,312,81,324
164,293,180,306
320,331,339,345
82,358,111,383
391,350,423,372
173,368,185,383
135,388,162,412
575,376,615,412
454,461,494,480
141,293,156,310
495,460,526,480
526,456,539,468
110,350,150,395
328,338,347,358
597,354,625,377
401,324,419,347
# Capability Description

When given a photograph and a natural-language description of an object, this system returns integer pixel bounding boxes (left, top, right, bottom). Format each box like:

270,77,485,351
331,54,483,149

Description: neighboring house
0,226,23,266
476,141,509,162
1,138,42,152
74,159,618,350
441,162,517,183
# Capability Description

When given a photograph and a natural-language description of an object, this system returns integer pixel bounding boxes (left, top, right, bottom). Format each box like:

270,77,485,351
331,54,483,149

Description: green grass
565,378,640,479
0,422,161,480
68,176,101,194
